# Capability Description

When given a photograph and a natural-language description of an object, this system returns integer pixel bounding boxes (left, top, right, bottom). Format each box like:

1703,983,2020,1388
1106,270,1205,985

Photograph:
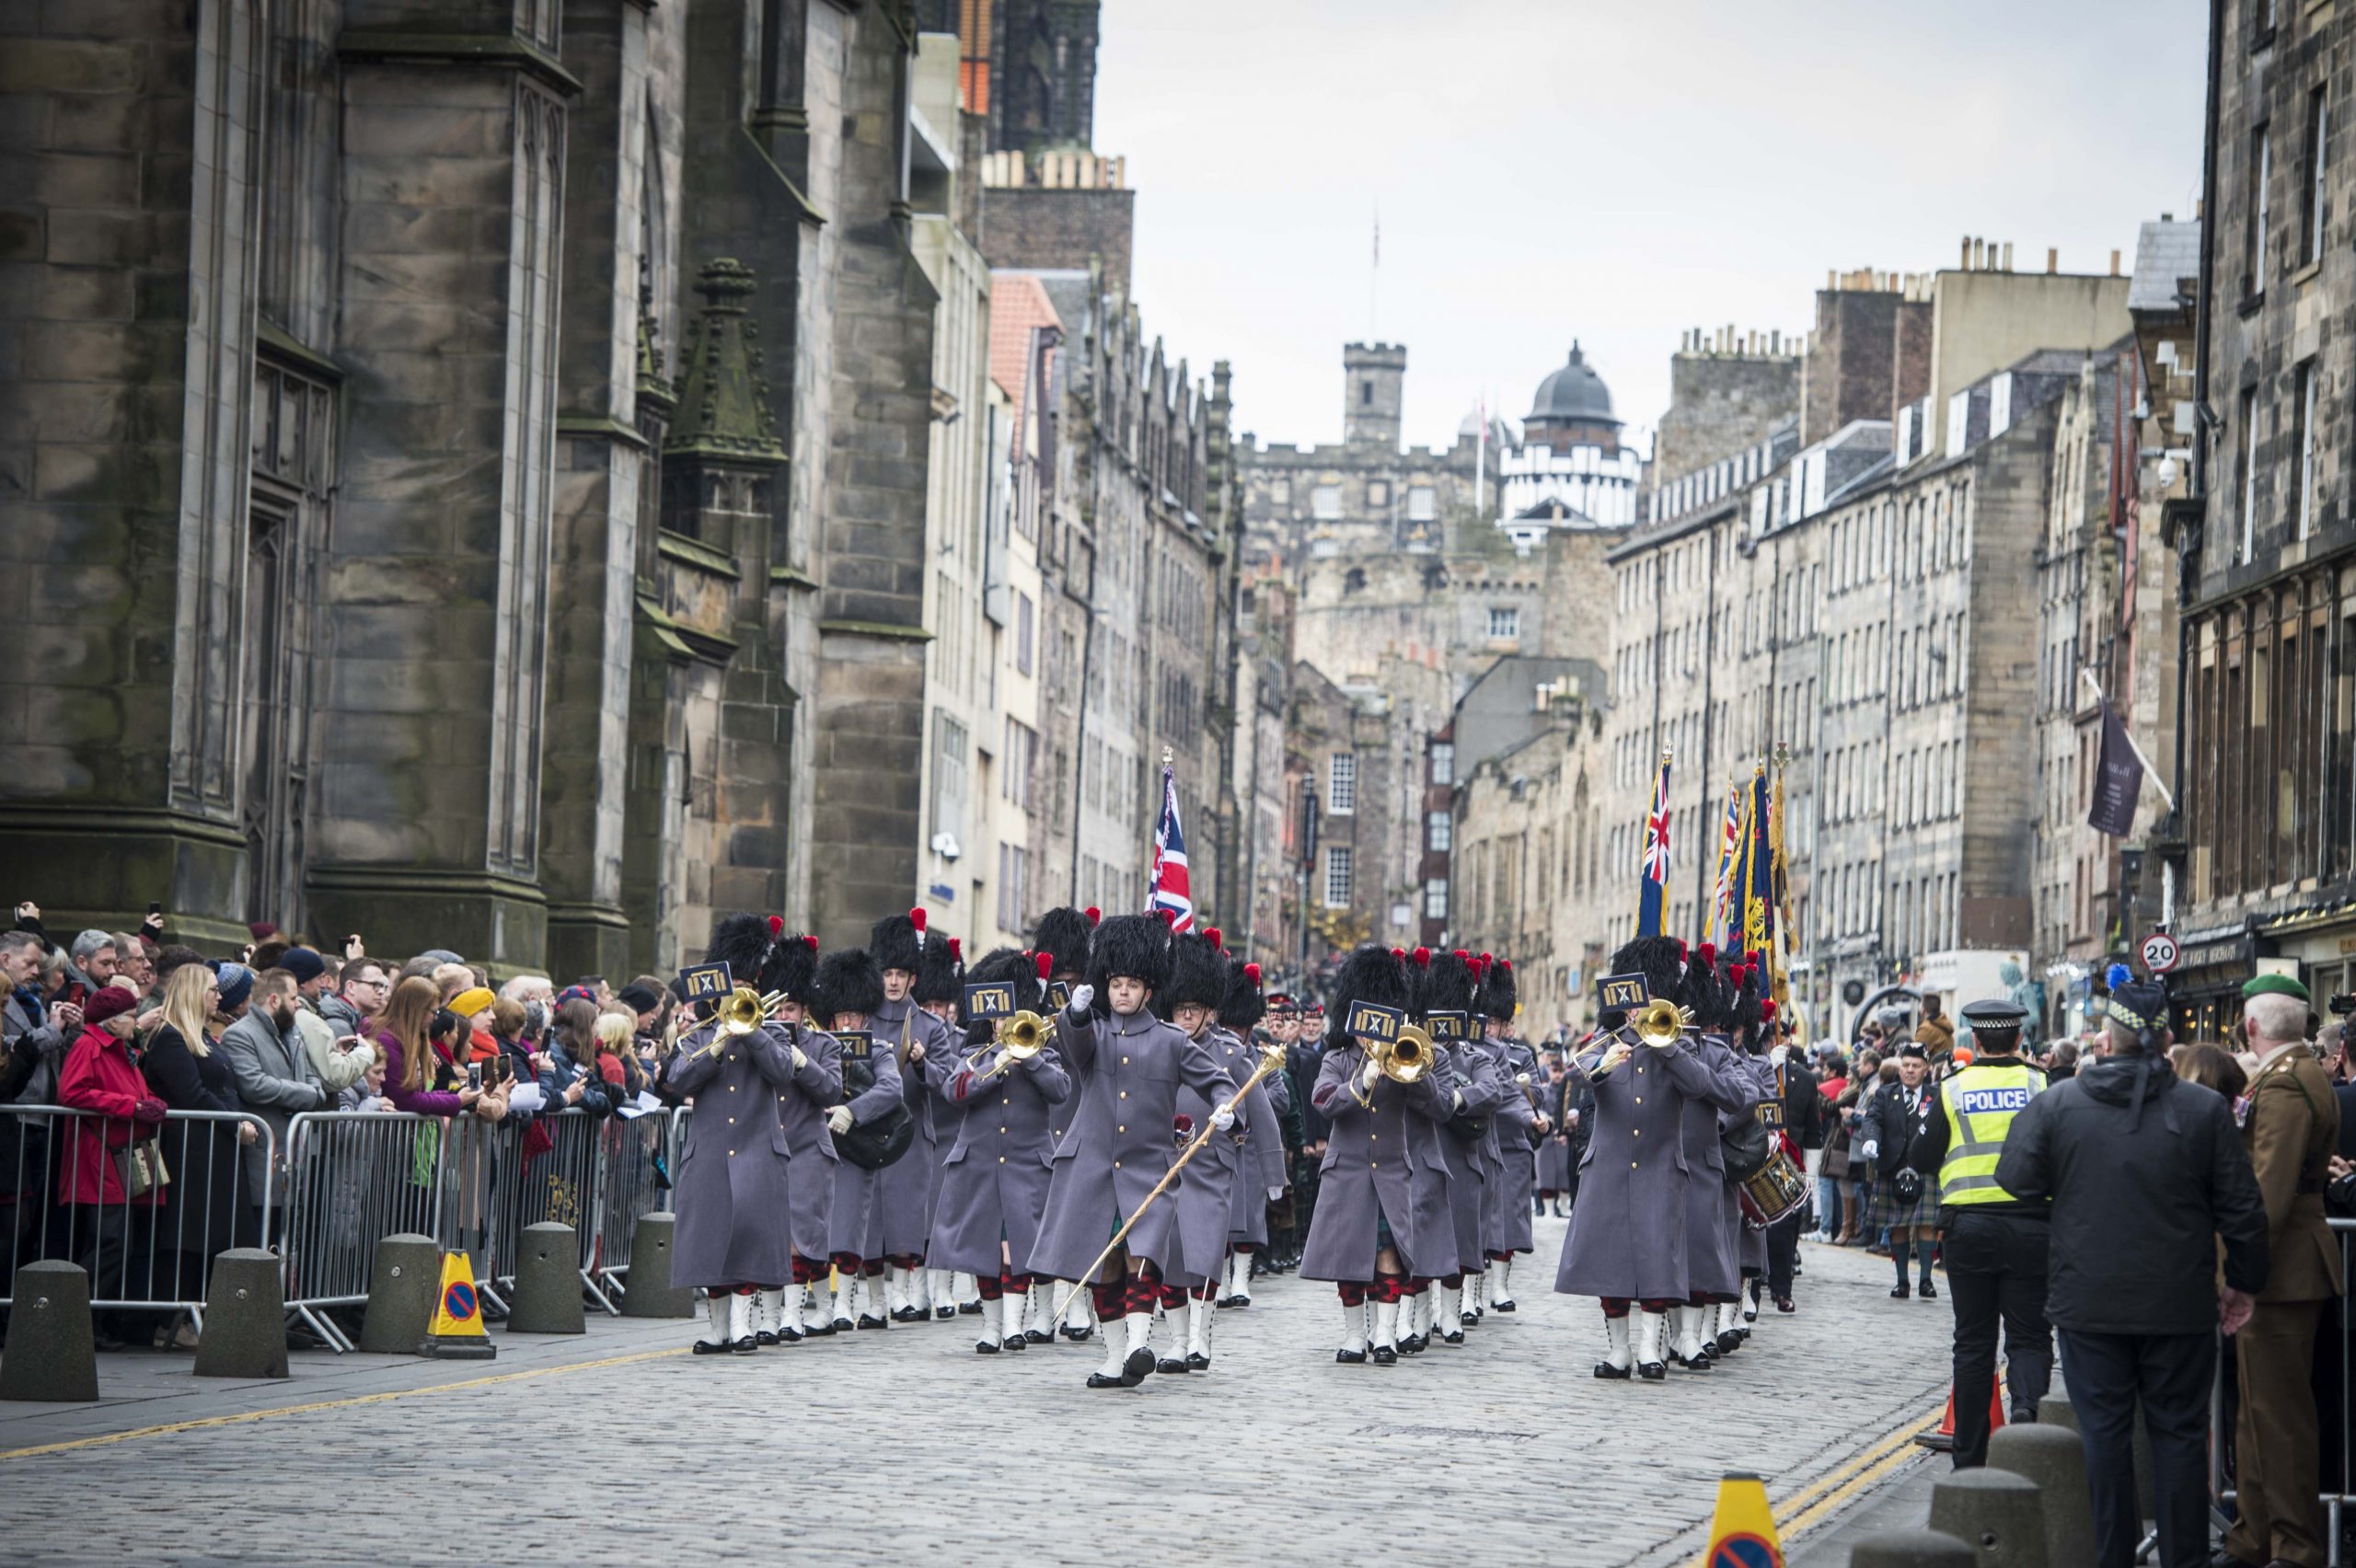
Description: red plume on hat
1155,907,1176,927
909,906,926,934
1244,963,1261,986
1761,998,1779,1021
802,934,818,951
1034,951,1053,981
1729,963,1750,987
768,915,785,939
1674,939,1689,961
1452,949,1471,963
1084,906,1101,926
1695,941,1716,967
1204,927,1222,951
948,937,962,961
1497,958,1512,974
1412,946,1430,967
1746,949,1762,971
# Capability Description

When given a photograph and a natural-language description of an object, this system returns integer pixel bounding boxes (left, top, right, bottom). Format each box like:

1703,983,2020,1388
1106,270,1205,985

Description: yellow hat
450,986,496,1019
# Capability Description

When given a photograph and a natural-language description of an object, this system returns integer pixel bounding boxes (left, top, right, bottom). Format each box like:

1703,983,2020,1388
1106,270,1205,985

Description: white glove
1596,1043,1631,1078
1769,1045,1787,1066
790,1044,807,1072
826,1105,854,1136
1210,1104,1235,1133
1450,1089,1465,1112
1359,1057,1382,1090
1857,1138,1878,1163
1064,983,1094,1020
994,1048,1014,1070
1266,1185,1286,1202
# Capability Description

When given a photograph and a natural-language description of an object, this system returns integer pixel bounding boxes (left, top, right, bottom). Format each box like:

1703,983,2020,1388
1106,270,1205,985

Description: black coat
1994,1055,2269,1335
137,1025,260,1256
1288,1041,1329,1144
1771,1055,1824,1148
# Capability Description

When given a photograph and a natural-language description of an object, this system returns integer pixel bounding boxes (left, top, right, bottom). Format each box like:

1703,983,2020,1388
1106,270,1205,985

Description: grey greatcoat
1676,1033,1755,1299
1210,1029,1284,1247
1025,1007,1238,1284
1299,1046,1459,1282
670,1020,800,1289
1438,1040,1505,1274
1484,1034,1542,1254
927,1036,1071,1279
766,1022,846,1262
1554,1028,1758,1301
1727,1049,1778,1275
870,996,953,1258
1167,1025,1263,1286
826,1028,909,1259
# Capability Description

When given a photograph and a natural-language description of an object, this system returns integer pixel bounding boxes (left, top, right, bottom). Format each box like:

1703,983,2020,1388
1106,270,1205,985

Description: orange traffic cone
1916,1378,2005,1453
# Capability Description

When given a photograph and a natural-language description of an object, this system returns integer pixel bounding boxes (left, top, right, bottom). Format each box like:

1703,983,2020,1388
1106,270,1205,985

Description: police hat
1960,998,2027,1031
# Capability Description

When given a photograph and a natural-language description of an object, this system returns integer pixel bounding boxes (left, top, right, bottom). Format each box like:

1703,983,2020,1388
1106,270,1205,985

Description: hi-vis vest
1937,1062,2043,1206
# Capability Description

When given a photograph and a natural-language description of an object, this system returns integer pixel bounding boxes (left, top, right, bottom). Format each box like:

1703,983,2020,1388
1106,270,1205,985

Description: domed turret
1525,342,1618,428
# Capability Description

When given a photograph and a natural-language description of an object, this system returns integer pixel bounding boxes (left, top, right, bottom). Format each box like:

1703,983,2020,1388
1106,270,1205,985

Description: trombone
967,1009,1047,1086
687,986,788,1060
1371,1023,1432,1084
1631,997,1694,1048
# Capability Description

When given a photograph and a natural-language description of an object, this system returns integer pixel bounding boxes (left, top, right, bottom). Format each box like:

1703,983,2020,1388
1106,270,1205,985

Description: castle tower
1343,341,1406,450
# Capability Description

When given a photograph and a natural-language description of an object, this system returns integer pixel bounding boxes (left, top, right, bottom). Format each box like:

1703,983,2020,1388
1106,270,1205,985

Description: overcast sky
1093,0,2209,460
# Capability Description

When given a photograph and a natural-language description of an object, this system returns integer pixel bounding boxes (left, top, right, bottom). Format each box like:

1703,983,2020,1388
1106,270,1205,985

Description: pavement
0,1221,1951,1566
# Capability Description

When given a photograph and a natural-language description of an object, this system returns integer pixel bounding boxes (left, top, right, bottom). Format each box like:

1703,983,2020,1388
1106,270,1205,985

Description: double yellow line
1773,1405,1945,1539
0,1346,686,1463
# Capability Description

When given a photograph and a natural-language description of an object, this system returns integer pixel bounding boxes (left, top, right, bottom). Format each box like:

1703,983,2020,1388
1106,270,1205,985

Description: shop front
2165,923,2264,1042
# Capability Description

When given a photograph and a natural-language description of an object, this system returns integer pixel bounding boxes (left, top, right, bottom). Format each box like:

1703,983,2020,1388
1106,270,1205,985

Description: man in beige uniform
2220,974,2344,1568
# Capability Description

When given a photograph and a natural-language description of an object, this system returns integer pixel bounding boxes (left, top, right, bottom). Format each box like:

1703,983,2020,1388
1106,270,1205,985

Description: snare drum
1736,1146,1808,1230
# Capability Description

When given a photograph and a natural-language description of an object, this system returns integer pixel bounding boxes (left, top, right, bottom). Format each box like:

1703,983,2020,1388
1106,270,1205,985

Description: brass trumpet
967,1009,1047,1085
1631,997,1695,1048
687,986,788,1059
1371,1023,1432,1084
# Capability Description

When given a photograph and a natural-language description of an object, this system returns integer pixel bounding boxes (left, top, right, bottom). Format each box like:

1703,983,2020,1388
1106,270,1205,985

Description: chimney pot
2047,247,2059,273
2001,241,2013,271
1960,235,1972,268
2109,248,2121,276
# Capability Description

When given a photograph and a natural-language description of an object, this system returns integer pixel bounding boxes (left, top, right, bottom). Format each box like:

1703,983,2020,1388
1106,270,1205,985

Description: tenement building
2166,2,2356,1032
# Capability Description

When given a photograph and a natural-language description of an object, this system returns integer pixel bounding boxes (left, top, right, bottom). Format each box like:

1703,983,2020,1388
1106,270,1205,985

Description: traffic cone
421,1251,497,1360
1696,1470,1782,1567
1916,1377,2005,1452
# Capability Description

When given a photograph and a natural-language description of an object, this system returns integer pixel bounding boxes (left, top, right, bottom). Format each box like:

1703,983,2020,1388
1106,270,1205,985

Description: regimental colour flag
1147,762,1195,933
1635,751,1672,938
1709,778,1744,949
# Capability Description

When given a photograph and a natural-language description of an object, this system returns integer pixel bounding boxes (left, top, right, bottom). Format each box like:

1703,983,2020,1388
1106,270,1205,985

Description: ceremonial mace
1051,1033,1291,1325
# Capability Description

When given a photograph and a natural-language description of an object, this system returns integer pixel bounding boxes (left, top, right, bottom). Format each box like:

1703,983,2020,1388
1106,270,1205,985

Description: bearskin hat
1162,928,1228,1016
1324,944,1409,1052
1218,956,1266,1033
959,946,1045,1047
1728,955,1765,1044
1032,906,1096,983
1083,913,1172,1016
1680,941,1734,1032
1422,948,1479,1019
868,906,926,974
1474,953,1515,1022
707,912,781,986
758,932,821,1004
1611,934,1686,1004
810,947,884,1025
913,930,963,1006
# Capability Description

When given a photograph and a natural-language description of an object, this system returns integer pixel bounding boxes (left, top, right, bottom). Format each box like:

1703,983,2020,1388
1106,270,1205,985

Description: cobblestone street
0,1225,1951,1565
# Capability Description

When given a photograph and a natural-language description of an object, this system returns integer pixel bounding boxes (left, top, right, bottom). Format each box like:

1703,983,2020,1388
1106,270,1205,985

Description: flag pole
2077,668,2174,809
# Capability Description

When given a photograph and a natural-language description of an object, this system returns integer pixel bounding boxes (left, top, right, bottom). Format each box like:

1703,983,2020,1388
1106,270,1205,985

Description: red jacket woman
56,986,167,1207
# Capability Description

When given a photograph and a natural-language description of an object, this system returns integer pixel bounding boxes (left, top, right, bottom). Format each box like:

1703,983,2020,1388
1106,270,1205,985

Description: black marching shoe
1184,1350,1210,1371
1335,1346,1368,1365
1000,1331,1027,1352
1061,1322,1093,1343
755,1329,779,1347
890,1305,922,1323
974,1339,1000,1355
1156,1355,1191,1375
857,1314,888,1331
691,1340,733,1355
1918,1279,1937,1300
934,1305,957,1321
1370,1344,1398,1366
958,1300,985,1316
1889,1281,1911,1299
1492,1298,1516,1314
1636,1359,1666,1381
1122,1347,1156,1386
1441,1329,1465,1346
1085,1371,1127,1389
733,1334,758,1353
1594,1359,1631,1379
1023,1329,1053,1345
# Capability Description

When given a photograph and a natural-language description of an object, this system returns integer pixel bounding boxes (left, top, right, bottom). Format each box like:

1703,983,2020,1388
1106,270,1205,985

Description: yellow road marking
0,1346,686,1462
1773,1406,1944,1536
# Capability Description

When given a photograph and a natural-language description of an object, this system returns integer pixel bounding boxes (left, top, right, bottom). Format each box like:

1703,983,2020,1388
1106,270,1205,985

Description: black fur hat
869,906,927,974
707,912,780,986
1218,954,1266,1033
1032,906,1097,982
1162,929,1229,1015
759,932,821,1004
1681,941,1734,1031
811,948,884,1025
913,931,963,1006
1611,934,1686,1005
960,946,1045,1047
1422,948,1477,1019
1324,944,1408,1051
1472,952,1514,1022
1084,913,1172,1015
1727,949,1766,1043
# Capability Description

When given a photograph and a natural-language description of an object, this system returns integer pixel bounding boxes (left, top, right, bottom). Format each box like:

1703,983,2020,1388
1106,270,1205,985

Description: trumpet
688,986,788,1059
967,1010,1046,1085
1631,997,1695,1049
1371,1023,1432,1085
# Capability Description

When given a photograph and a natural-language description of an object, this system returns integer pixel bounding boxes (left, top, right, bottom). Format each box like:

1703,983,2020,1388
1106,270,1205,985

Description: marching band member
1031,905,1099,1343
912,931,973,1320
1025,914,1240,1389
1556,937,1756,1381
930,948,1071,1354
1478,956,1548,1314
1761,1008,1822,1317
1423,949,1501,1348
814,946,906,1332
753,929,845,1345
1157,928,1258,1375
1216,952,1284,1309
1299,946,1457,1366
1672,944,1754,1370
1713,952,1775,1356
868,910,954,1324
671,913,801,1355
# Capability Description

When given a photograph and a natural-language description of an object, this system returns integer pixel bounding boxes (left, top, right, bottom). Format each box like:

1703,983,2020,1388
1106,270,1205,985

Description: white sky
1093,0,2210,458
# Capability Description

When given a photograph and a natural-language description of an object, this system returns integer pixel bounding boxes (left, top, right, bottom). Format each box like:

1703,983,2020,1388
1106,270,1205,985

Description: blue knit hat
212,961,255,1011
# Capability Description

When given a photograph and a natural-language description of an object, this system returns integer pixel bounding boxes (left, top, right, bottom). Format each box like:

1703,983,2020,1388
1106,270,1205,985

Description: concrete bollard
1986,1424,2095,1568
1928,1468,2048,1568
618,1211,693,1319
192,1248,289,1379
2038,1385,2153,1523
1847,1528,1979,1568
0,1260,99,1402
507,1222,585,1334
359,1232,443,1355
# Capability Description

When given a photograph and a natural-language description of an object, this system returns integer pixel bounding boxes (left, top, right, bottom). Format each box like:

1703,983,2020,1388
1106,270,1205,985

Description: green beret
2241,973,2311,1003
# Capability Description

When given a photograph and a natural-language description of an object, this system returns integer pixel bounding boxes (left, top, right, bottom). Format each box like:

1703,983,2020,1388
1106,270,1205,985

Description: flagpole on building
2077,669,2175,810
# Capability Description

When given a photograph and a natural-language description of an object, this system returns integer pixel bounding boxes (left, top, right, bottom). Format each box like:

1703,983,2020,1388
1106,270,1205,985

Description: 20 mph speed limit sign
2141,931,2180,974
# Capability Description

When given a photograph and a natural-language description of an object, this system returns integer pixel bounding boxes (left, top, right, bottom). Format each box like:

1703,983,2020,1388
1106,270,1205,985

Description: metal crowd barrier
0,1105,273,1332
2210,1216,2356,1567
280,1107,439,1350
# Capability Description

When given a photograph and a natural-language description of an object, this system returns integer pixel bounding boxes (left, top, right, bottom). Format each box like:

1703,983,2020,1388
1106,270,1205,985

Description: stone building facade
2168,1,2356,1030
0,0,953,969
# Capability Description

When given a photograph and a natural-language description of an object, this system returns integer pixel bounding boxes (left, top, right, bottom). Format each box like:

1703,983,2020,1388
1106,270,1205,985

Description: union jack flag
1710,779,1744,948
1147,763,1195,932
1636,750,1671,938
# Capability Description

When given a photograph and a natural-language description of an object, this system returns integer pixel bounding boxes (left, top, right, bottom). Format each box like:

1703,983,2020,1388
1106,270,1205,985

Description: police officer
1904,997,2052,1470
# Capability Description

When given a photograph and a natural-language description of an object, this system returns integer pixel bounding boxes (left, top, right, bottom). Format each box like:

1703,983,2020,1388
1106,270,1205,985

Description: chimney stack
2109,248,2121,277
1959,234,1972,269
2047,247,2058,274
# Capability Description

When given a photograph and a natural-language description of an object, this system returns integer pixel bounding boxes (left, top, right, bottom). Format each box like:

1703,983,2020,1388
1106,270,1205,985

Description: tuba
969,1010,1046,1085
